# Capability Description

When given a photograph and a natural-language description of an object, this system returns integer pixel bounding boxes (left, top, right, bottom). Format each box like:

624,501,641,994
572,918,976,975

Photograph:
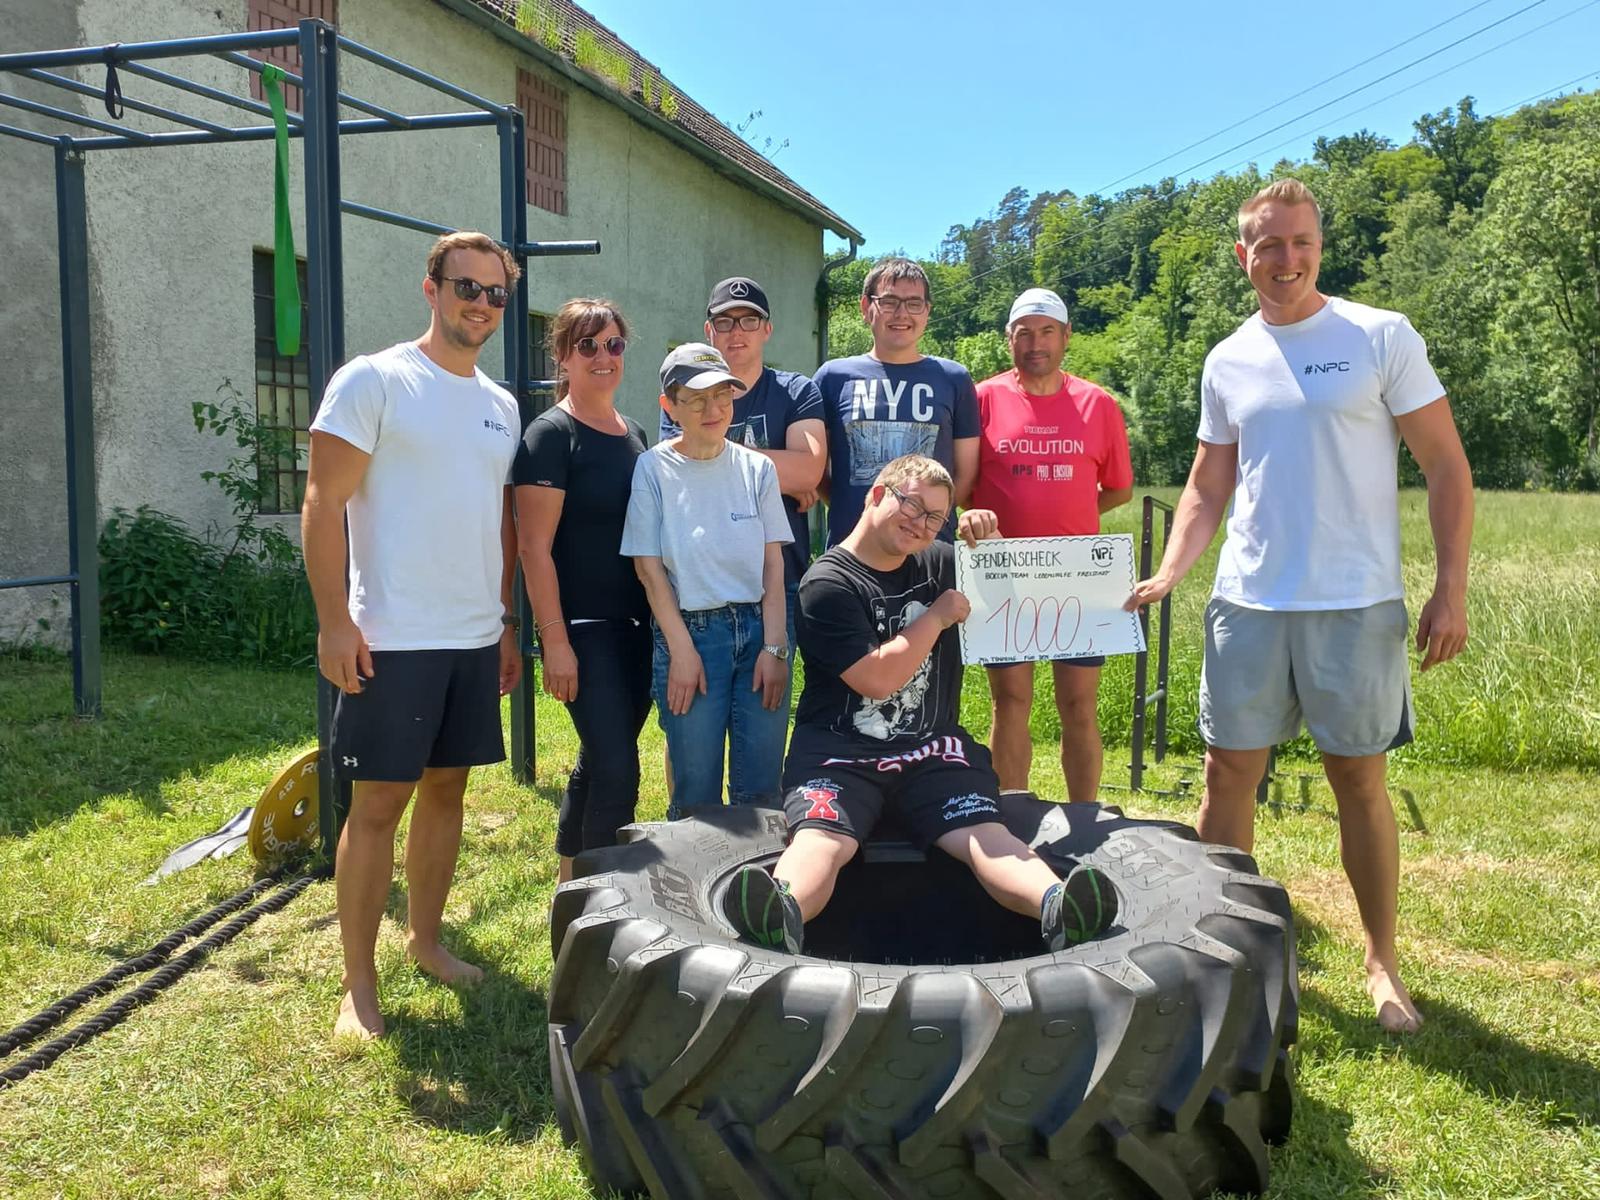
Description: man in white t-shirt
303,231,523,1040
1127,179,1473,1034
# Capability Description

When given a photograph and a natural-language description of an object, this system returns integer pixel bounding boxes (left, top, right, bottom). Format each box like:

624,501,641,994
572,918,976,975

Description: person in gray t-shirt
622,344,792,811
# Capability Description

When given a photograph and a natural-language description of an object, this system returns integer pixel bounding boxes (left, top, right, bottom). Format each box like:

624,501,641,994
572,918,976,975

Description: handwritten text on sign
956,535,1146,665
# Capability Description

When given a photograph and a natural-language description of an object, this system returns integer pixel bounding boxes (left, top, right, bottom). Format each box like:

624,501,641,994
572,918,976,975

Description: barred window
247,0,339,112
518,70,568,216
252,250,311,514
530,311,557,416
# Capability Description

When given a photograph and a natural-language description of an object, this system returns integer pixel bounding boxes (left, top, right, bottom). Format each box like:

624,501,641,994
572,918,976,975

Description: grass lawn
1,490,1598,1198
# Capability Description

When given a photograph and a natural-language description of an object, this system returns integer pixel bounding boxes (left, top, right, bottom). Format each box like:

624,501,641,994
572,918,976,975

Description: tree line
824,93,1600,490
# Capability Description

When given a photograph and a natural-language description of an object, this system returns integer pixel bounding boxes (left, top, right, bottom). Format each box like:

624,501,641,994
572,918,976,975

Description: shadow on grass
385,938,557,1141
1249,1087,1393,1199
1297,914,1599,1130
0,652,316,834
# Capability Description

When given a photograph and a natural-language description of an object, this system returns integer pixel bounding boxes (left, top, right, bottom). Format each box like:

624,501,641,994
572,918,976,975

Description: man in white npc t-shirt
1127,179,1474,1035
303,232,523,1041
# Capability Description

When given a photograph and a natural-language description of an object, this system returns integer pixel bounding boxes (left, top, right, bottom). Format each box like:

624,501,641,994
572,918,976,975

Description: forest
823,92,1600,490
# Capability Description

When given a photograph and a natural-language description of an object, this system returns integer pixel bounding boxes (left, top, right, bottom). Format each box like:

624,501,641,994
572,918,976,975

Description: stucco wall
0,0,827,644
0,0,84,641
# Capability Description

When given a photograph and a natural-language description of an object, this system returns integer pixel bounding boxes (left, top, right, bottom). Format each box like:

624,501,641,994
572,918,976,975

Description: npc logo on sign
1090,540,1114,568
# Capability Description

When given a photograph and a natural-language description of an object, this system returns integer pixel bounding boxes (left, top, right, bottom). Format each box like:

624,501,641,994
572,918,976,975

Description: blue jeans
653,602,787,815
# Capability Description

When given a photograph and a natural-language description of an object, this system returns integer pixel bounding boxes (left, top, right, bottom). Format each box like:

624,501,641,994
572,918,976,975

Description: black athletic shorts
781,726,1002,849
330,642,504,781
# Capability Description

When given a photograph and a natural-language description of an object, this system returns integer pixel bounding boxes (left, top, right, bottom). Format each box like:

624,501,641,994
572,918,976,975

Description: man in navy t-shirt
813,256,980,546
659,275,826,655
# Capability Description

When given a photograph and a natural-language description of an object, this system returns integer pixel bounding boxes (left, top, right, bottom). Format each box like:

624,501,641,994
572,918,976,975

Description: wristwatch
762,643,790,662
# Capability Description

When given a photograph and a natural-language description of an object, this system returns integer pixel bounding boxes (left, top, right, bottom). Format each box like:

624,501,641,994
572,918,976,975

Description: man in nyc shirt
813,257,979,545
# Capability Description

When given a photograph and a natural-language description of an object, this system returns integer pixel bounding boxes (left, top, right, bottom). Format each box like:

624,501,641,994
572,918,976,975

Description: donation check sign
955,535,1146,665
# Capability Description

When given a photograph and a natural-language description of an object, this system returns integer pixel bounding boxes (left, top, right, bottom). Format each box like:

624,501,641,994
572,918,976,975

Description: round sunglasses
575,335,627,358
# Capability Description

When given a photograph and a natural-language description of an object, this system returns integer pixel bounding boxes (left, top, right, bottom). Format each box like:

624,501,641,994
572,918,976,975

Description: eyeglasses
886,485,947,530
870,295,929,316
710,314,766,333
575,335,627,358
675,389,736,415
438,275,509,308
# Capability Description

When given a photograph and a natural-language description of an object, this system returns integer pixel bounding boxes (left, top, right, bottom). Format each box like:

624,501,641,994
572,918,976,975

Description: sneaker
1041,865,1118,950
722,866,805,954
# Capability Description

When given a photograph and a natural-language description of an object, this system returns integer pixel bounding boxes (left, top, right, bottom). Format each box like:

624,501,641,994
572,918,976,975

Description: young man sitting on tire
724,454,1116,954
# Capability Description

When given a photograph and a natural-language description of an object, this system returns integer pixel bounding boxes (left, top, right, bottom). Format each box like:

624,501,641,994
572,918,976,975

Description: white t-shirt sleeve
756,459,792,545
1380,316,1446,418
619,454,664,558
309,356,385,453
1196,355,1237,445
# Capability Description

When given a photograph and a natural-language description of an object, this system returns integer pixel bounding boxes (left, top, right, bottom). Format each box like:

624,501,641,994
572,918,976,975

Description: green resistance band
261,64,301,358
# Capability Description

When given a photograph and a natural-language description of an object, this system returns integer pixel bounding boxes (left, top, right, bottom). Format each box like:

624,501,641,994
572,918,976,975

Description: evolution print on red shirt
972,370,1133,539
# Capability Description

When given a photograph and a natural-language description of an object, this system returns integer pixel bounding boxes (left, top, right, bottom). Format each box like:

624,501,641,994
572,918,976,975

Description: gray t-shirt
620,440,792,612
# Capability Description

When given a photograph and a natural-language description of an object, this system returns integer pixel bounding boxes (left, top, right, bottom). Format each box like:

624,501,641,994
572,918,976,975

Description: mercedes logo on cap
729,281,750,297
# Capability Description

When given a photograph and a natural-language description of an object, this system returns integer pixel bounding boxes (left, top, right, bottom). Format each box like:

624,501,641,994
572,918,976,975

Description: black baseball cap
707,276,770,318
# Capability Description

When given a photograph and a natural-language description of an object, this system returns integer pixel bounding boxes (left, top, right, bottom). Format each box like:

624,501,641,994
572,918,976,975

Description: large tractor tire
548,797,1296,1199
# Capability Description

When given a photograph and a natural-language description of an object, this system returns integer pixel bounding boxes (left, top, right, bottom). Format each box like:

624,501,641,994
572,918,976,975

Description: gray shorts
1199,597,1414,758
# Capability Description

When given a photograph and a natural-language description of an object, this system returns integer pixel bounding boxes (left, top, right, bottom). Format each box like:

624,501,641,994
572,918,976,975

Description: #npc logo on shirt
482,418,512,436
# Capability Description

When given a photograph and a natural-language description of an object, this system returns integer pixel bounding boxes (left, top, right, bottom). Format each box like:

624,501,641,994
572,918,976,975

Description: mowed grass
1,489,1598,1198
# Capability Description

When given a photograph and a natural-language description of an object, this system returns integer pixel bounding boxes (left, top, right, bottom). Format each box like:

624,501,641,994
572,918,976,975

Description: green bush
98,506,315,667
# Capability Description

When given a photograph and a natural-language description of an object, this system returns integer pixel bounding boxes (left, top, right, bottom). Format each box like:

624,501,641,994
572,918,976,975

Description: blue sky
579,0,1600,258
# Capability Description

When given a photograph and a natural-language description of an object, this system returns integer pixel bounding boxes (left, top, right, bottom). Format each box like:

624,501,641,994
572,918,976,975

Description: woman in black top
513,298,651,881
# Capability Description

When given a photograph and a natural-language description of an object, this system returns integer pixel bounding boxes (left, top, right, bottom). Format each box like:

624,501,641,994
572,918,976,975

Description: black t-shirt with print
512,407,649,623
793,541,963,750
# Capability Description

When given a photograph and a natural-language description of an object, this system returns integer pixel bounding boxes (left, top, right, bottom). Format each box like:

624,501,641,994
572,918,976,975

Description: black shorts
330,643,504,781
781,727,1002,849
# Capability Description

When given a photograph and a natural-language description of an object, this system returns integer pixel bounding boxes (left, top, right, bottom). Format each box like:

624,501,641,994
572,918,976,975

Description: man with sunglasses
812,257,980,547
304,230,522,1040
658,276,826,672
722,454,1118,955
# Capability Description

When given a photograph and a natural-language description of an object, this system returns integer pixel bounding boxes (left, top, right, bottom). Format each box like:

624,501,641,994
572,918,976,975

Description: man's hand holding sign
956,532,1146,666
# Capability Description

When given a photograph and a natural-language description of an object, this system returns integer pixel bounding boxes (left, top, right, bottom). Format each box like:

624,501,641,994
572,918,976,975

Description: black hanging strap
102,44,124,119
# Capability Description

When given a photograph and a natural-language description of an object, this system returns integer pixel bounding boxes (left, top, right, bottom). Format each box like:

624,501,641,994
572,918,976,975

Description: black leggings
555,619,653,856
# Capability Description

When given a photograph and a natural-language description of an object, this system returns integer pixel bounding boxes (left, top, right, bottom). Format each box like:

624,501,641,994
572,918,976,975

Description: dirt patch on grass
1287,865,1600,987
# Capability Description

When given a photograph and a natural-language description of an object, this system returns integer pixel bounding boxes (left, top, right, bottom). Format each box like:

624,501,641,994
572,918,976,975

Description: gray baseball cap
1008,287,1071,328
707,276,770,318
659,342,747,395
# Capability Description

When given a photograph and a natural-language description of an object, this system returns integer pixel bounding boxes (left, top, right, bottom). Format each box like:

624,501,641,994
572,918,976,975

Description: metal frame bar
298,20,352,860
14,68,232,134
0,91,155,140
0,28,298,72
0,16,605,852
1129,496,1174,792
0,573,76,591
336,34,502,113
68,110,497,152
215,50,410,127
56,145,102,717
500,106,537,784
120,60,300,126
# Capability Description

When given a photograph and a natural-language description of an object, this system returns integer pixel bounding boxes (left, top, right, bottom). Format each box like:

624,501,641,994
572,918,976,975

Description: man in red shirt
970,288,1134,802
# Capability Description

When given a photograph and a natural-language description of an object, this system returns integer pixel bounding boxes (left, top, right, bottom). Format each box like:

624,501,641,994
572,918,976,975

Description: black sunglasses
438,275,509,308
575,335,627,358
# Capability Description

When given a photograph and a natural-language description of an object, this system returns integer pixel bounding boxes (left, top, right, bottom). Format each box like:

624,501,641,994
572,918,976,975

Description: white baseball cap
1008,287,1070,328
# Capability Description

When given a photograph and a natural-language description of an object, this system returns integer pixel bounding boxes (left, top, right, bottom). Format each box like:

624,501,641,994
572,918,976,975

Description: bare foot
1366,961,1423,1034
334,983,384,1040
407,935,485,986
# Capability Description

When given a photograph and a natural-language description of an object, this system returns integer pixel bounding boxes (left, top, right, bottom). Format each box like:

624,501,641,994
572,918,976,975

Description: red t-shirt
972,370,1133,537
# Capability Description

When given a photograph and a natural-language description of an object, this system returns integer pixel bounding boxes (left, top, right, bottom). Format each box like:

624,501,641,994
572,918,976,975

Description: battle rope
0,871,318,1089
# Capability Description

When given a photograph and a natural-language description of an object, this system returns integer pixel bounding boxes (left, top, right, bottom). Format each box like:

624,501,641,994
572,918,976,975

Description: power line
926,4,1591,329
1095,0,1502,194
1165,0,1555,181
930,0,1564,313
1214,0,1599,176
1491,68,1600,114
